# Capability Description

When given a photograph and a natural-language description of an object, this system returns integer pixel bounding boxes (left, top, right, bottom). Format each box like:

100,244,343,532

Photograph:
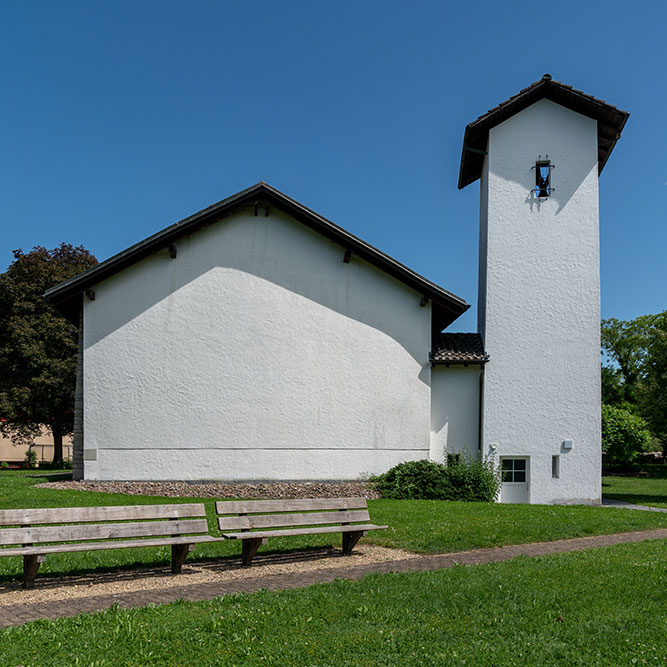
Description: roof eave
430,356,489,366
45,182,470,326
457,77,629,190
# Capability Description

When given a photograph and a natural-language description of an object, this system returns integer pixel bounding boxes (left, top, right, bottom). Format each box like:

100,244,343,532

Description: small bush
371,460,451,499
445,455,503,502
602,404,652,466
39,459,73,470
371,455,501,502
23,448,37,469
0,461,9,470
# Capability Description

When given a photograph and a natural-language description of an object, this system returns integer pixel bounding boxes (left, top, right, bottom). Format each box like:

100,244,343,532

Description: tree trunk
52,427,63,466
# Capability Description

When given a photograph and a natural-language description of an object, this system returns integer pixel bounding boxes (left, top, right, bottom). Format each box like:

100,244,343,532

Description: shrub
39,458,73,470
23,448,37,469
371,455,501,502
445,455,502,502
602,404,652,466
0,461,9,470
371,460,450,499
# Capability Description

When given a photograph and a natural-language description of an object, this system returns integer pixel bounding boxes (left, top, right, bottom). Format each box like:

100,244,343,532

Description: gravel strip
38,480,380,499
0,545,412,608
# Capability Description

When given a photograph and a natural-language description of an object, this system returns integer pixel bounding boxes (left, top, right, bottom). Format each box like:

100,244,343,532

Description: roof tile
431,333,488,364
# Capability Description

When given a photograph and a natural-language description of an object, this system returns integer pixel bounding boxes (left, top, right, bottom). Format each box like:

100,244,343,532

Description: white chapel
46,75,628,503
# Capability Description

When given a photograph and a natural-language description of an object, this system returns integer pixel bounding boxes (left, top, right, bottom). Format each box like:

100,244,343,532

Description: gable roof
430,333,488,365
458,74,629,190
45,182,470,330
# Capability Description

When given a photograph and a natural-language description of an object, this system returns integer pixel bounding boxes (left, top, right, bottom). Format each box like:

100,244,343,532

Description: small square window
501,458,528,483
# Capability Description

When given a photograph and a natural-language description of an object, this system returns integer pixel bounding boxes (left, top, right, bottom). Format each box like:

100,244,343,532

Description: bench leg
241,538,267,567
342,531,367,555
22,555,46,589
171,544,195,574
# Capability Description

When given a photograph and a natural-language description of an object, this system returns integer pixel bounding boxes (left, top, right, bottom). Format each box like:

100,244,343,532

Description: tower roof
458,74,629,189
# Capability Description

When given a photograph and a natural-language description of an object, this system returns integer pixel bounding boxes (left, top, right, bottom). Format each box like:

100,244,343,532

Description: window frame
501,457,528,484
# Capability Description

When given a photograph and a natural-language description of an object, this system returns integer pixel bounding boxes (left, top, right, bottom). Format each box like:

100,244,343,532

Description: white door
500,457,529,503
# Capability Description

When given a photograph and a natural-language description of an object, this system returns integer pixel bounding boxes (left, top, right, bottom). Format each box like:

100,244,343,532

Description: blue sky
1,0,664,332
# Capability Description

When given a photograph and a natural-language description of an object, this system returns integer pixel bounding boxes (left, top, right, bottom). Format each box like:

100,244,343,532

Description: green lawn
2,538,666,666
602,464,667,508
1,471,666,583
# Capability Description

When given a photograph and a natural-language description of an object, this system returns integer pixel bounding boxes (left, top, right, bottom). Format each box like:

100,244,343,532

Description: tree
0,244,97,464
641,316,667,449
601,404,652,467
600,365,627,411
600,314,658,409
601,311,667,458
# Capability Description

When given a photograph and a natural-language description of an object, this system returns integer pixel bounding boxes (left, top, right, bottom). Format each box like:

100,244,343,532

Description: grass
0,471,666,583
602,463,667,508
368,499,667,553
2,538,666,666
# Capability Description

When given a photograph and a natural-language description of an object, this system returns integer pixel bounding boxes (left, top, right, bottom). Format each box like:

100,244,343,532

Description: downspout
72,306,84,480
477,362,485,457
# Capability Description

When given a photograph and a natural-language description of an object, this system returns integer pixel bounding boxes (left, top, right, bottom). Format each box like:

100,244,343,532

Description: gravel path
0,544,412,608
4,528,667,628
38,480,380,499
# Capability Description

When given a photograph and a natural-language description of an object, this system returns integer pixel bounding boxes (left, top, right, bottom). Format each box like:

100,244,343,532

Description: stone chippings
38,480,381,499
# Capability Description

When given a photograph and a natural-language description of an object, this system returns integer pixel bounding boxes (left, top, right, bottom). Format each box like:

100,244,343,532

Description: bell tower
459,75,628,503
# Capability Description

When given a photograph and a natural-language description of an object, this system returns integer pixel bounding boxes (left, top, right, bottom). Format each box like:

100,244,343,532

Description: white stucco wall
82,206,433,480
478,99,601,504
430,366,480,462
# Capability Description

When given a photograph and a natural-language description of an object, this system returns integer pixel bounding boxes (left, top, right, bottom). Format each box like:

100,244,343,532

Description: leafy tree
0,244,97,464
641,317,667,448
601,404,652,467
601,315,657,408
601,311,667,458
600,366,628,411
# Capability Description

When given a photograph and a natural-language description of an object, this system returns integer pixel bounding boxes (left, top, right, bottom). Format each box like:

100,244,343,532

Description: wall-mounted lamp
532,155,555,198
562,439,573,451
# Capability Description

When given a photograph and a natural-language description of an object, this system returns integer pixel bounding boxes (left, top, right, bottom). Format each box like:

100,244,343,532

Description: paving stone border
2,528,667,628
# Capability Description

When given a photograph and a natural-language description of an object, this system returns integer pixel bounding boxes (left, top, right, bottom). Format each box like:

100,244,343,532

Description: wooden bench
0,503,216,588
215,497,386,566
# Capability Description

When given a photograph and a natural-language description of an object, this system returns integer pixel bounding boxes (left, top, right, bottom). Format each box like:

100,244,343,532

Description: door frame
499,456,530,503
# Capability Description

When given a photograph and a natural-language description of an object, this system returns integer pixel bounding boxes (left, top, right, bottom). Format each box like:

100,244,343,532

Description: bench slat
0,504,207,526
222,523,387,540
0,519,209,546
215,498,368,515
218,509,370,531
0,534,222,558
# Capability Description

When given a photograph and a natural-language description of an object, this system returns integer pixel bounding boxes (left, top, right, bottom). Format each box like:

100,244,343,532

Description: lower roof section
431,333,488,365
